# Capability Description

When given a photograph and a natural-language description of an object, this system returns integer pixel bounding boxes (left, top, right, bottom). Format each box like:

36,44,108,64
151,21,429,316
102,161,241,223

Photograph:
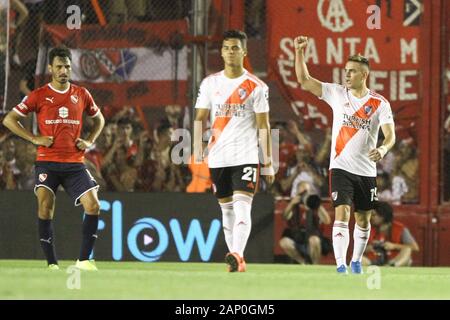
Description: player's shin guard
232,193,253,257
220,201,235,252
351,223,371,263
79,214,99,261
332,220,349,267
38,218,58,265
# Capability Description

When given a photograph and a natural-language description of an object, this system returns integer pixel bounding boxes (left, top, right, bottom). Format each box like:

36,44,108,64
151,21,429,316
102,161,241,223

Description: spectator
362,201,419,267
107,0,147,23
279,181,332,264
377,171,408,205
391,139,417,204
268,121,297,196
106,145,138,192
15,139,35,190
0,148,16,189
2,136,20,182
150,122,185,191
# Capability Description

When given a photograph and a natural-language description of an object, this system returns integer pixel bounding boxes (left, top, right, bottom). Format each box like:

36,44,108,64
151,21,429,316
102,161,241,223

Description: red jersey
367,221,406,261
14,83,100,163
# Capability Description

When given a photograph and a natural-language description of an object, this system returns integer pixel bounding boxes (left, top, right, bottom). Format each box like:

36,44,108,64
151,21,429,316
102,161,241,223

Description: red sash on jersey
334,97,381,158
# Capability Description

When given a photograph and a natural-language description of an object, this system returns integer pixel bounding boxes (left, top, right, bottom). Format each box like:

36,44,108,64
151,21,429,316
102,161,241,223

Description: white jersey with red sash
320,83,394,177
195,69,269,168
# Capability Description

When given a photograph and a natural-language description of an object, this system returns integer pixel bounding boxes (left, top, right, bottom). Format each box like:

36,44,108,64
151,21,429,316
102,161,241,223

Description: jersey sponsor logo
45,97,54,103
45,119,80,125
39,173,48,182
70,94,78,104
59,106,69,118
332,191,338,201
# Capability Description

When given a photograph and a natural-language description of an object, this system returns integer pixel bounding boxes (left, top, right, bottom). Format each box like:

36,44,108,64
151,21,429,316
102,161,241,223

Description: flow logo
93,200,222,262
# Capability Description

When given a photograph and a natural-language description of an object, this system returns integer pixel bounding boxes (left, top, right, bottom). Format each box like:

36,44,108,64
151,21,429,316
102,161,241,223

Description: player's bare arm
2,110,53,147
76,111,105,150
368,123,396,162
193,108,209,162
294,36,323,98
256,112,275,185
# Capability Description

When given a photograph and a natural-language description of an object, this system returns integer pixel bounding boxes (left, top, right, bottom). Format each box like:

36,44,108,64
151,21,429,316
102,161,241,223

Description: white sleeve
319,82,338,108
194,78,211,110
253,84,269,113
379,101,395,125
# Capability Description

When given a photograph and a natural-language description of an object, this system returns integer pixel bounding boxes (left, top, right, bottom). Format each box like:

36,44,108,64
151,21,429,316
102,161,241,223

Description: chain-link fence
0,0,443,208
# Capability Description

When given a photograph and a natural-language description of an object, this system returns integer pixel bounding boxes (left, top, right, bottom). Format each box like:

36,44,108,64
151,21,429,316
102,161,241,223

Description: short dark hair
48,47,72,65
347,54,370,69
223,29,247,48
117,117,133,127
373,201,393,223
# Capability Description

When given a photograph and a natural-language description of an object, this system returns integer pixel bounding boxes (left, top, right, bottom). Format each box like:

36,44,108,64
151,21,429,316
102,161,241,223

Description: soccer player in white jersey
294,36,396,274
193,30,275,272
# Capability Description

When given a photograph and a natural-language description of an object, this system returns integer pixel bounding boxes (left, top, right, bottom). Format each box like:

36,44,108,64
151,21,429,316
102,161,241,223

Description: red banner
37,21,189,107
267,0,422,140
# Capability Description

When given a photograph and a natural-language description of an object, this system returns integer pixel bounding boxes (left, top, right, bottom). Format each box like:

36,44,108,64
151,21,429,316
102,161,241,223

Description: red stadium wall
258,0,450,266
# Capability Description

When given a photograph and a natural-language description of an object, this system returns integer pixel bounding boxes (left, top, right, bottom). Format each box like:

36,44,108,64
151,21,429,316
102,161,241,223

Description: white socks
231,194,253,257
351,223,371,263
220,201,235,252
332,220,349,267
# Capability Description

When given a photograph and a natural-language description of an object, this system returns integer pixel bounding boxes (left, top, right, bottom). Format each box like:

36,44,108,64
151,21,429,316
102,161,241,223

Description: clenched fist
32,135,54,147
294,36,308,52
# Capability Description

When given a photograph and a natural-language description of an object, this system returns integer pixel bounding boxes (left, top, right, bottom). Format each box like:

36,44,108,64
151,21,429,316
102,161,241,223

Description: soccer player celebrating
2,47,105,271
193,30,275,272
294,36,396,274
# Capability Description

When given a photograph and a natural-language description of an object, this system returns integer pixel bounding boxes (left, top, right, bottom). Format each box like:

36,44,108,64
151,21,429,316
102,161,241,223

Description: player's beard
57,76,69,84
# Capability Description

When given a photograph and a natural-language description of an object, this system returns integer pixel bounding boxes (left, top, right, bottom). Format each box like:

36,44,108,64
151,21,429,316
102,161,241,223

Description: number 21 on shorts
242,167,257,182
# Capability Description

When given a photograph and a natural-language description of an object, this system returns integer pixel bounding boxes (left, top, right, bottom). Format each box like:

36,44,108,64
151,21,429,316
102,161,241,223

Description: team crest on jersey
332,191,338,201
58,107,69,118
238,88,247,100
39,174,48,182
70,95,78,104
364,106,372,115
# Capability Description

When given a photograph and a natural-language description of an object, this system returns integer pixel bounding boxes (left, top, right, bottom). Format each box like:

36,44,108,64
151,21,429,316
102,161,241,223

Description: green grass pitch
0,260,449,299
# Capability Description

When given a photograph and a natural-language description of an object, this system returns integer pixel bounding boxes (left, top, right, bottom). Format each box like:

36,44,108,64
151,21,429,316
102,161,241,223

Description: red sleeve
84,88,100,117
13,92,38,117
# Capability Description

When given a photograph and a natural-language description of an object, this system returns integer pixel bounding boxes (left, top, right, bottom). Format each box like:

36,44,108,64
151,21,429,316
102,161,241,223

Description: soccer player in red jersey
2,47,105,271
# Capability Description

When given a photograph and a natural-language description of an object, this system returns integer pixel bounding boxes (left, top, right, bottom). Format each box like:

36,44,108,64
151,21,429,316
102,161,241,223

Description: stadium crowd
0,104,419,206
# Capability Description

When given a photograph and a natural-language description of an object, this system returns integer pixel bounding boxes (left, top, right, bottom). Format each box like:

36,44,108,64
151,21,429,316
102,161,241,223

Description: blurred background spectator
363,201,419,267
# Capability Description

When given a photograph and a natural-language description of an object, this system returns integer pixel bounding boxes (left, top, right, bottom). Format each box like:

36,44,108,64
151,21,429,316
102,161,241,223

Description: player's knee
38,200,54,219
308,236,321,249
83,200,100,215
279,237,293,250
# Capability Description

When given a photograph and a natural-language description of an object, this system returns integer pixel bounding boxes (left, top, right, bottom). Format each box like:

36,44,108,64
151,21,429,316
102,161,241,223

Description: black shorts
330,168,377,211
209,164,259,199
34,161,99,206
